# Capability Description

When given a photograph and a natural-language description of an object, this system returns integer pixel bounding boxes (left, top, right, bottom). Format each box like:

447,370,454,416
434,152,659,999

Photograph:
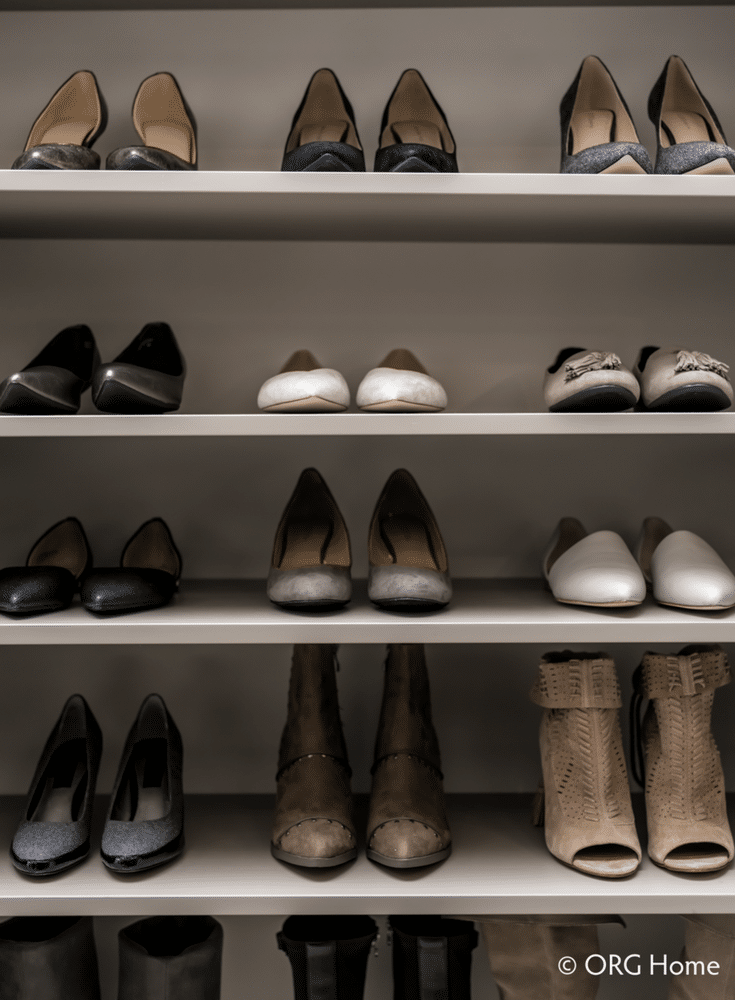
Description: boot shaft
669,916,735,1000
390,916,477,1000
373,644,441,769
279,645,347,767
117,916,222,1000
0,916,100,1000
278,915,378,1000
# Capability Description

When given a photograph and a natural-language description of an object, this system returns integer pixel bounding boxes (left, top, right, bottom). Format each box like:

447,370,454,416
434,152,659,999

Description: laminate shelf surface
3,0,727,8
1,172,734,243
0,794,733,916
2,579,734,644
1,413,734,436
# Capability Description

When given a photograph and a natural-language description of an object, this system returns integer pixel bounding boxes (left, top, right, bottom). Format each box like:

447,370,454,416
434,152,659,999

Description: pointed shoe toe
0,566,77,615
637,518,735,610
374,70,458,173
107,73,196,171
258,350,349,413
282,69,364,173
81,568,176,614
0,324,99,415
92,322,185,414
544,518,645,607
273,818,357,867
356,348,447,412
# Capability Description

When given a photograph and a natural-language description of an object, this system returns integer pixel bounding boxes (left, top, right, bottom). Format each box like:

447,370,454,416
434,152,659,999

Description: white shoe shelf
0,412,734,436
0,171,734,243
1,579,733,645
1,794,733,917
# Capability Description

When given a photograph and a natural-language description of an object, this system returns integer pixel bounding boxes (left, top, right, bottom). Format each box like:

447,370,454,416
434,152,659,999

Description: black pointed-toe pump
12,70,107,170
282,68,365,172
0,325,99,415
374,69,458,173
0,517,92,615
107,73,196,171
92,322,185,414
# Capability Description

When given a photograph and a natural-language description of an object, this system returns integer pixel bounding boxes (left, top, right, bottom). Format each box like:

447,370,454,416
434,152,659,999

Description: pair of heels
13,71,196,171
545,345,732,413
11,693,183,876
0,322,185,415
268,468,451,610
544,516,735,610
283,68,457,174
532,647,733,878
258,348,447,413
563,55,735,175
0,517,181,615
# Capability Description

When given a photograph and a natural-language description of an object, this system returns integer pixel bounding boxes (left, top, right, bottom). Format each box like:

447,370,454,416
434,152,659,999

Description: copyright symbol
558,957,577,975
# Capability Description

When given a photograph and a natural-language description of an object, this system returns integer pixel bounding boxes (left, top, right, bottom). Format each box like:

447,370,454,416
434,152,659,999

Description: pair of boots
0,914,222,999
272,643,451,869
278,914,477,1000
474,915,735,1000
531,645,733,877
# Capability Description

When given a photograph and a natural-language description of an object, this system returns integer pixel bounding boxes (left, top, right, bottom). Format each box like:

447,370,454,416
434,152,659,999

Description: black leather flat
12,70,107,170
91,322,185,414
101,694,184,873
0,325,99,415
106,73,196,171
11,694,102,876
0,517,91,615
282,69,365,172
80,518,181,614
374,69,458,174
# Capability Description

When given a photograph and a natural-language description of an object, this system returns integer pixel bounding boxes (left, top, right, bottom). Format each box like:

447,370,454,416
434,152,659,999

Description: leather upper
544,525,646,606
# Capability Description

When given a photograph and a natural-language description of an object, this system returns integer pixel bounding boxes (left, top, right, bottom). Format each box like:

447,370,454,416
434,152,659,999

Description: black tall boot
390,916,478,1000
278,915,378,1000
0,916,101,1000
117,916,223,999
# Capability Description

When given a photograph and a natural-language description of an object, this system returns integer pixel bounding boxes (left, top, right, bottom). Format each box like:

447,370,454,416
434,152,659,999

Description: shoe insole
380,513,438,570
30,740,87,823
662,110,717,145
133,75,195,163
26,72,100,150
391,120,443,148
280,515,333,570
28,518,88,577
299,120,349,145
570,110,614,154
113,738,168,822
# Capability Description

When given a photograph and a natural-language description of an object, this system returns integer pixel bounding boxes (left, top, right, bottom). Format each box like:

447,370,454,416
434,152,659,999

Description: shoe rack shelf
1,794,733,917
1,413,735,435
2,579,734,645
0,172,734,243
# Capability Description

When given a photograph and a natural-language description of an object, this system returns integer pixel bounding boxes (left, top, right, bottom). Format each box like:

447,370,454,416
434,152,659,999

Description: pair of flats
0,323,186,415
13,71,195,171
268,468,450,610
0,517,181,615
272,644,451,869
545,345,732,413
284,67,457,174
532,646,733,878
562,55,735,175
12,693,183,876
258,348,447,413
544,516,735,610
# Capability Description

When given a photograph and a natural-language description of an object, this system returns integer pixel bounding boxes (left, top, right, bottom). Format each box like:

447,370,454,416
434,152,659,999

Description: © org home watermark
557,955,722,977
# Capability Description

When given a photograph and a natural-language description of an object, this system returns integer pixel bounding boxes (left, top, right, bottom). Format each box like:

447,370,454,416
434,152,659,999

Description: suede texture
670,916,735,1000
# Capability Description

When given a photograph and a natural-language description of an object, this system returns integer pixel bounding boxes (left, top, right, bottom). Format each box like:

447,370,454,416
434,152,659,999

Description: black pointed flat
0,517,91,615
0,325,99,415
101,694,184,873
92,322,185,414
282,68,365,172
374,69,458,174
107,73,197,171
12,70,107,170
11,694,102,876
80,518,181,614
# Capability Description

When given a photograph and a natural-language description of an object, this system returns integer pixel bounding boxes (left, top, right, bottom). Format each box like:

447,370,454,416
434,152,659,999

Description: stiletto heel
560,56,652,174
648,56,735,175
282,68,364,172
12,70,106,170
107,72,197,171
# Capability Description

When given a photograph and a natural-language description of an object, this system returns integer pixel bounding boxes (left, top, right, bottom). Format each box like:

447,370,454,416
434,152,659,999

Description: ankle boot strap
530,655,621,708
637,647,730,698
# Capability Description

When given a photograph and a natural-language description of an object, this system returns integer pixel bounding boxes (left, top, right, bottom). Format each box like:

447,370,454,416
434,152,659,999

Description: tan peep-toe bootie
531,651,641,878
632,645,734,873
